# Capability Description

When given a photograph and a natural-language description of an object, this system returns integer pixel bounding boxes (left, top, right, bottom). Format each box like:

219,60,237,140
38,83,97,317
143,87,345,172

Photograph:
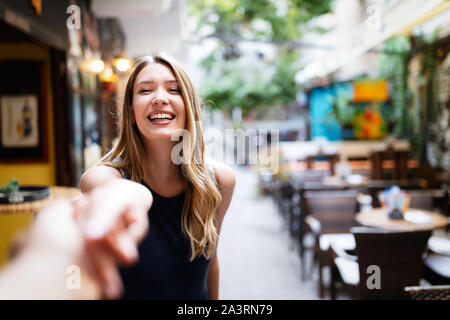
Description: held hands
1,179,152,300
73,179,152,299
0,200,100,299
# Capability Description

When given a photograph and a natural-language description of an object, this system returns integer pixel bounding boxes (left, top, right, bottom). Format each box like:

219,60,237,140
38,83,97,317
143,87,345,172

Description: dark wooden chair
408,189,450,285
367,179,428,208
272,180,296,223
408,189,448,212
294,179,350,281
330,227,432,300
302,189,358,297
288,170,328,243
305,153,340,176
370,148,409,180
409,165,445,189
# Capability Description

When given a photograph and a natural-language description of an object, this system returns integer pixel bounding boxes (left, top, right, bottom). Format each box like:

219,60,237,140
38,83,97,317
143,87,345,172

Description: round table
356,208,448,231
0,186,81,215
0,186,82,266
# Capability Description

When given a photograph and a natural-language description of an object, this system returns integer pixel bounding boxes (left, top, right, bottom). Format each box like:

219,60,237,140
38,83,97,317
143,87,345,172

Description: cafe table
0,186,82,266
322,174,369,188
0,186,81,215
355,207,449,231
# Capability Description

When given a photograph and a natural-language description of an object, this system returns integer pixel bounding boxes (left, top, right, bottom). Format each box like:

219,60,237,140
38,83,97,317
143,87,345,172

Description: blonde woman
80,53,235,300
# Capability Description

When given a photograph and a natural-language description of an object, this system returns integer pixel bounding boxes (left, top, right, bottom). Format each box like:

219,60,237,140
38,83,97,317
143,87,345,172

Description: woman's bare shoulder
206,159,236,192
205,160,235,229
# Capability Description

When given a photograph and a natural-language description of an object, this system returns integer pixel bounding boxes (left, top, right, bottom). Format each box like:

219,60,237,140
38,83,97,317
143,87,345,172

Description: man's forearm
0,245,100,299
0,201,100,300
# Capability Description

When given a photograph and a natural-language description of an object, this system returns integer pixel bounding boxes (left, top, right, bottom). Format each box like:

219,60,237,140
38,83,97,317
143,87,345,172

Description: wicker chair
405,285,450,300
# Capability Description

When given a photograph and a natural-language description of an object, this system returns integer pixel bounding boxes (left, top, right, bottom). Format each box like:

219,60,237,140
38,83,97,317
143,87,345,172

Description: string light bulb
113,58,131,72
100,66,117,82
88,59,105,73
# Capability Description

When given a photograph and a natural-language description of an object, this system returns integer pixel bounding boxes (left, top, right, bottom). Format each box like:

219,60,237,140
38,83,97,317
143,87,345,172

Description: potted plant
329,92,356,139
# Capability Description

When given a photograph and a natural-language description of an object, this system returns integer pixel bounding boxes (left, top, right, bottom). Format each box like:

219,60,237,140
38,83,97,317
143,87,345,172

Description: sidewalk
217,165,319,300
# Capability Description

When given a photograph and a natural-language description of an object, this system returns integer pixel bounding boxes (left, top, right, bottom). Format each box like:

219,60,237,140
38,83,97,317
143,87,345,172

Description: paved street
218,165,319,300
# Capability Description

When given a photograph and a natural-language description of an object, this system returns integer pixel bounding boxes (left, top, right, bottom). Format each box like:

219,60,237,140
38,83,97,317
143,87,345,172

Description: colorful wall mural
309,80,389,141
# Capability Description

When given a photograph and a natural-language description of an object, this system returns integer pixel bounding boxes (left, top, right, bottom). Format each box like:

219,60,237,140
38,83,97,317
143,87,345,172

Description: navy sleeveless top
119,181,212,300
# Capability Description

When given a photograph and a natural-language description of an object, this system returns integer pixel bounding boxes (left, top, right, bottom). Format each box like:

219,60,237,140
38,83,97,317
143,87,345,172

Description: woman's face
132,62,186,142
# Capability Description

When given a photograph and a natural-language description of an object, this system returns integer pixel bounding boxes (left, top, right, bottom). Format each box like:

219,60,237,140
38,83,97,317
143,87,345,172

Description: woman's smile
147,110,176,125
133,63,186,140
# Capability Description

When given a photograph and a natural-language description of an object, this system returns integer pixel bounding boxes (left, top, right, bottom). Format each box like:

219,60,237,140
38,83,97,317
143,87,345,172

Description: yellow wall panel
0,42,55,266
0,213,34,266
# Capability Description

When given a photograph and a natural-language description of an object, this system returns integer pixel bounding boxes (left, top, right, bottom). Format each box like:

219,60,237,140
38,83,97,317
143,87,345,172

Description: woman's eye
139,89,152,93
169,88,181,93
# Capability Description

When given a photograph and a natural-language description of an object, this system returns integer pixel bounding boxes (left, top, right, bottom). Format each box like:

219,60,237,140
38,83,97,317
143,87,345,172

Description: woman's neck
143,139,185,194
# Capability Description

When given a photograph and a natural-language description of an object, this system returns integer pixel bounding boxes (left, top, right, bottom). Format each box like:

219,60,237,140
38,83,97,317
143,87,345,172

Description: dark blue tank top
119,181,211,300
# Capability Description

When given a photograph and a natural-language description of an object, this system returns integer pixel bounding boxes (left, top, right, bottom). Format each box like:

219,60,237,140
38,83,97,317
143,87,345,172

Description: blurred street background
0,0,449,299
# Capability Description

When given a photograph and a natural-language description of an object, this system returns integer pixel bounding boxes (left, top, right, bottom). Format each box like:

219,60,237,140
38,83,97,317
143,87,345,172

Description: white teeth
149,113,174,120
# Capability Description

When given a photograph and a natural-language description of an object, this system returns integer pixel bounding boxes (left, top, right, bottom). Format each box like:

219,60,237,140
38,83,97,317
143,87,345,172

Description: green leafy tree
200,47,302,112
190,0,332,41
190,0,332,113
378,36,411,139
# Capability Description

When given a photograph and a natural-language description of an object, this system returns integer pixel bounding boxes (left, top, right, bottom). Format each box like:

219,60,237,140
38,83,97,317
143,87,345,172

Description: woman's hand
74,178,152,299
0,177,152,300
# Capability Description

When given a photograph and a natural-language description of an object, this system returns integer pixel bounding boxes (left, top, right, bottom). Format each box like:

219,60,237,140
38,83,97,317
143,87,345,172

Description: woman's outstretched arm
79,165,152,244
76,165,153,298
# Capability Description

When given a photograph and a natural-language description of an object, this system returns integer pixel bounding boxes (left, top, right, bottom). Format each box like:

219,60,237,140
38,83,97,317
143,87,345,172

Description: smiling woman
133,63,186,138
79,53,236,300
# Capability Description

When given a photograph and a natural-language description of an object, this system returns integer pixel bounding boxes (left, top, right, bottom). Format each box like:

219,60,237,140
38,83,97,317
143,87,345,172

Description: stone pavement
217,165,320,300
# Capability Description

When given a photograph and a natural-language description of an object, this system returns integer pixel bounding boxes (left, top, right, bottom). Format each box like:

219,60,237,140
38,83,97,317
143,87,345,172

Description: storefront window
70,94,83,183
82,96,101,169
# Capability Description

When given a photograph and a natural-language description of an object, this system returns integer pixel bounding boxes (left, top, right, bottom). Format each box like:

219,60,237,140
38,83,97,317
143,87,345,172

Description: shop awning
297,0,450,82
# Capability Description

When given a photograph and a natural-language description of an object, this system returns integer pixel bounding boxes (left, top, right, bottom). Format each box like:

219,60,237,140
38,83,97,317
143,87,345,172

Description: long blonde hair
100,53,222,261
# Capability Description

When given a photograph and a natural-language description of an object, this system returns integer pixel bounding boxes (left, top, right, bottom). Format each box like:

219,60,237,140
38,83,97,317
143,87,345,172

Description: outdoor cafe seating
302,189,359,298
423,235,450,286
264,136,450,300
330,227,432,300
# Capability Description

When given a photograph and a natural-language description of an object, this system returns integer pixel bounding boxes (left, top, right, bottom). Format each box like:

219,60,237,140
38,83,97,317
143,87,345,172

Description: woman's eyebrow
136,80,178,86
136,80,154,86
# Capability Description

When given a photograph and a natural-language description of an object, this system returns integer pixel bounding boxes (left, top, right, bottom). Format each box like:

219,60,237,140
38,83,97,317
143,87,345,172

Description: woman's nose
152,88,169,105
